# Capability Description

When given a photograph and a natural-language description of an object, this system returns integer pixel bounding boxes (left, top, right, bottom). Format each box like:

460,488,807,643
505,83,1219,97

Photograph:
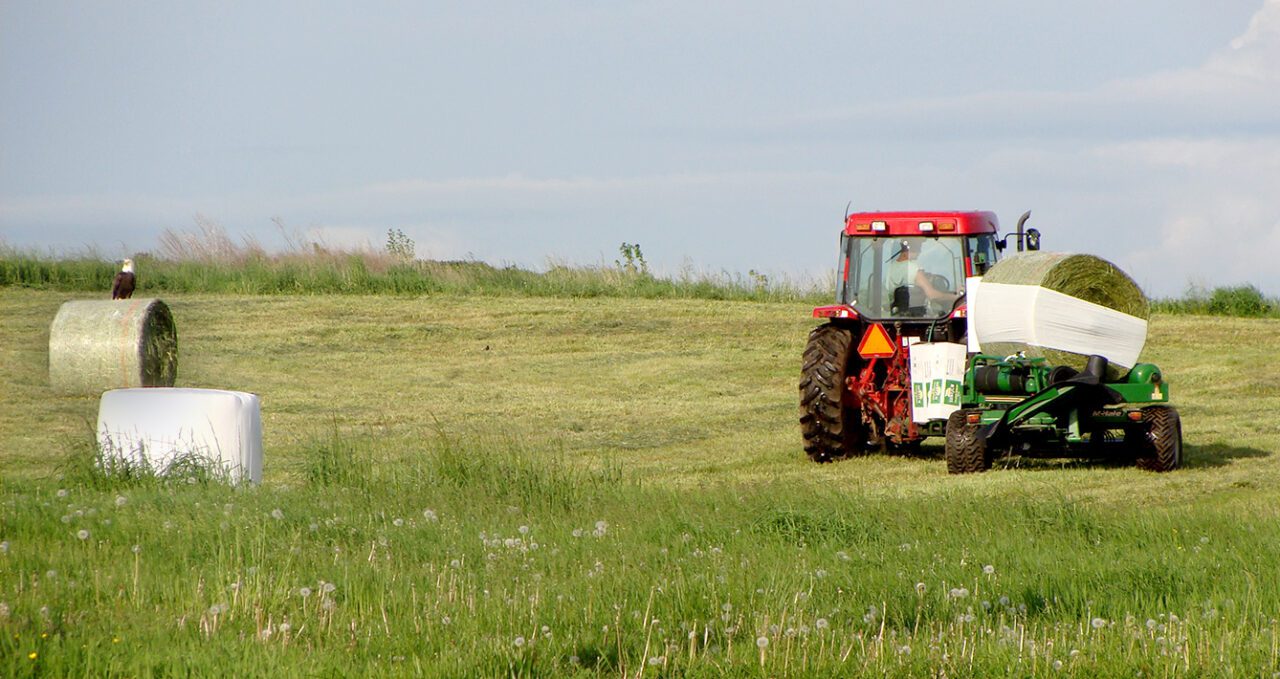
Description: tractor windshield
837,235,967,319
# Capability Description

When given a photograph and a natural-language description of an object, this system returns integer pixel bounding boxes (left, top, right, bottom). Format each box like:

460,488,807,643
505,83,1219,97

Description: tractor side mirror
1025,228,1041,251
994,237,1007,252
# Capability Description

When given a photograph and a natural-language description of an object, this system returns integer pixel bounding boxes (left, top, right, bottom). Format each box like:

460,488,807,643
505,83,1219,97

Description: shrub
1206,285,1272,317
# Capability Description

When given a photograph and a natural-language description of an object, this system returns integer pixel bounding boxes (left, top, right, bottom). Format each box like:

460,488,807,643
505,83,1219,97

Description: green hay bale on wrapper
972,252,1149,380
49,298,178,394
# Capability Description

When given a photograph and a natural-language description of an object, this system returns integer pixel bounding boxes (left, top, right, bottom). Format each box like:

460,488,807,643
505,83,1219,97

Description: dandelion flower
916,582,926,594
115,495,127,507
76,529,90,541
0,602,9,618
756,636,769,649
278,622,291,633
0,540,9,554
441,616,451,625
949,588,969,599
392,518,404,527
518,525,529,535
28,652,37,660
1053,660,1064,671
56,489,68,498
983,564,995,575
422,509,438,522
322,582,336,594
1091,617,1107,629
815,618,829,630
514,636,526,647
648,656,662,666
571,528,583,538
299,587,312,598
270,509,284,521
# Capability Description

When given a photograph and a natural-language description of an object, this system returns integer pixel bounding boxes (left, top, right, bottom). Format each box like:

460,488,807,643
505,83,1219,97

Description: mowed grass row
2,289,1280,675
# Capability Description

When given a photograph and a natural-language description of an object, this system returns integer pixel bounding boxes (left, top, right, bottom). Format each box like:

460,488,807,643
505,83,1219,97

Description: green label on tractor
913,382,926,409
930,379,943,405
944,380,961,406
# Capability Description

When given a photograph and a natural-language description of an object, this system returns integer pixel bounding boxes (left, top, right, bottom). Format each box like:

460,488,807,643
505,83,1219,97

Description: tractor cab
815,211,1015,343
836,211,1000,320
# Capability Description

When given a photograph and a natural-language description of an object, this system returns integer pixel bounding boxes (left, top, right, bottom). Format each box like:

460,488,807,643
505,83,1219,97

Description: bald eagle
112,259,136,300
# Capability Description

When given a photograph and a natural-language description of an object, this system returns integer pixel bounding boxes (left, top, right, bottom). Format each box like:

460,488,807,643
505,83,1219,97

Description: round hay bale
973,252,1149,378
49,298,178,394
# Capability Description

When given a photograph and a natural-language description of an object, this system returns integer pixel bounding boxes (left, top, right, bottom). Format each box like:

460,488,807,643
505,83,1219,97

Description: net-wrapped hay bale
969,252,1149,379
49,298,178,394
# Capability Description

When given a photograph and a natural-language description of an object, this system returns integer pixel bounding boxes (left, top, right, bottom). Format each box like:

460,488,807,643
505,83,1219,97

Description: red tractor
799,210,1038,461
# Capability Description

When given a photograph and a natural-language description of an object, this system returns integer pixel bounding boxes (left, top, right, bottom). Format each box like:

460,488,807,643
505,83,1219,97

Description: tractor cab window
967,235,998,276
838,235,966,319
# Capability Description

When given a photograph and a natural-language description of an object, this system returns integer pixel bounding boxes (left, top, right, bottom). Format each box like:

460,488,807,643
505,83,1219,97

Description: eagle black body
112,269,136,299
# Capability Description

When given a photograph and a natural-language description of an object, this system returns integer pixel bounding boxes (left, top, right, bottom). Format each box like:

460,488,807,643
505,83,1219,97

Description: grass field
3,288,1280,676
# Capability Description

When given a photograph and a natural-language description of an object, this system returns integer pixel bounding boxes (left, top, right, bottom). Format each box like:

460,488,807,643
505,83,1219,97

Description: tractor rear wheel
1134,406,1182,472
945,409,991,474
799,324,867,462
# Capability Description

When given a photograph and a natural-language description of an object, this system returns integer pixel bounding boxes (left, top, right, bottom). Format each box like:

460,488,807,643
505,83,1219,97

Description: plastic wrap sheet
97,388,262,484
967,278,1148,369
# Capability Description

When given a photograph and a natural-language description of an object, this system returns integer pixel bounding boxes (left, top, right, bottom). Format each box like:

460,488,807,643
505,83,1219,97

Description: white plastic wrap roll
97,388,263,484
967,277,1148,369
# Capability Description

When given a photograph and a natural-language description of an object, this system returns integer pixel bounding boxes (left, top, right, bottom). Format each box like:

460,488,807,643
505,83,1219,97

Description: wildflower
1053,660,1064,671
571,528,584,538
46,570,57,579
299,587,312,598
898,644,911,654
162,521,173,530
514,636,526,647
999,595,1010,606
392,518,404,527
0,602,9,618
309,523,319,532
949,588,969,599
61,515,71,524
322,582,336,594
270,509,284,521
815,568,828,578
518,525,529,535
449,559,461,568
756,636,769,649
569,655,580,664
422,509,438,522
441,616,451,625
0,541,8,554
1146,618,1157,630
983,564,995,575
648,656,662,666
915,582,926,594
57,489,68,498
816,617,829,630
29,652,37,660
115,495,127,507
593,520,608,537
320,599,336,612
836,550,851,561
722,603,732,612
76,529,90,541
278,622,291,633
1091,617,1107,629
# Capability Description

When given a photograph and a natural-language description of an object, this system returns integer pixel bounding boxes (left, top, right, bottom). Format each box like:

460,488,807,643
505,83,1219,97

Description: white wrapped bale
49,298,177,394
97,388,262,484
967,252,1149,378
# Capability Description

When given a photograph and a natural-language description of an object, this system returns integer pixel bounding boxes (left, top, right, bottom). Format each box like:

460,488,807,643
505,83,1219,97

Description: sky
2,1,1278,297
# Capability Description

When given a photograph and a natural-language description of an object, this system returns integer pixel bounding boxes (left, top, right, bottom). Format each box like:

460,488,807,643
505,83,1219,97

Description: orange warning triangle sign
857,323,897,359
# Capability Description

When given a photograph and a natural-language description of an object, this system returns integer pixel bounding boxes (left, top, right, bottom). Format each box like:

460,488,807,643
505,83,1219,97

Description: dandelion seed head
756,636,769,648
1091,617,1107,629
513,636,526,647
56,489,68,498
270,508,284,521
648,656,661,666
60,515,71,524
322,582,336,593
916,582,926,594
815,618,829,630
0,602,9,618
518,525,529,535
983,564,995,575
76,529,90,541
278,622,290,633
0,541,9,554
1053,660,1064,671
299,587,312,598
441,616,451,625
114,495,127,507
422,509,438,521
392,518,404,527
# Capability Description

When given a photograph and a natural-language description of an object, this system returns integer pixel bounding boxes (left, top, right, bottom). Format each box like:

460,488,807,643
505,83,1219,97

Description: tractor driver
885,240,958,315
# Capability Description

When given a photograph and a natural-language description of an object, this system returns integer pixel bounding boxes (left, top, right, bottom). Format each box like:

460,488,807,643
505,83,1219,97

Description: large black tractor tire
945,409,991,474
1134,406,1182,472
799,324,867,462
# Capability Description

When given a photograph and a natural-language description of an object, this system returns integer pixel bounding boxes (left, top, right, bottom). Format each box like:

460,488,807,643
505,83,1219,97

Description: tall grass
2,429,1278,676
0,222,824,303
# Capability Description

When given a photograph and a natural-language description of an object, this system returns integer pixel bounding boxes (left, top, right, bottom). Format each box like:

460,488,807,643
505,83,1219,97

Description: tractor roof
844,210,999,237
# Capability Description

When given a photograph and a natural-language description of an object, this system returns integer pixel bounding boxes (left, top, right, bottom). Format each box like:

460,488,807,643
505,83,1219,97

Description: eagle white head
121,258,134,273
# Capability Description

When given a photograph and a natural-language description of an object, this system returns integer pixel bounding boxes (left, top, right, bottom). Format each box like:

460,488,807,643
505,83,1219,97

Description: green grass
3,288,1280,676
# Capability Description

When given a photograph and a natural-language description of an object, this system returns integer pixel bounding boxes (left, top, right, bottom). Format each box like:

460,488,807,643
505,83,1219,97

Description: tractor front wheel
1134,406,1182,472
799,324,867,462
945,409,991,474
